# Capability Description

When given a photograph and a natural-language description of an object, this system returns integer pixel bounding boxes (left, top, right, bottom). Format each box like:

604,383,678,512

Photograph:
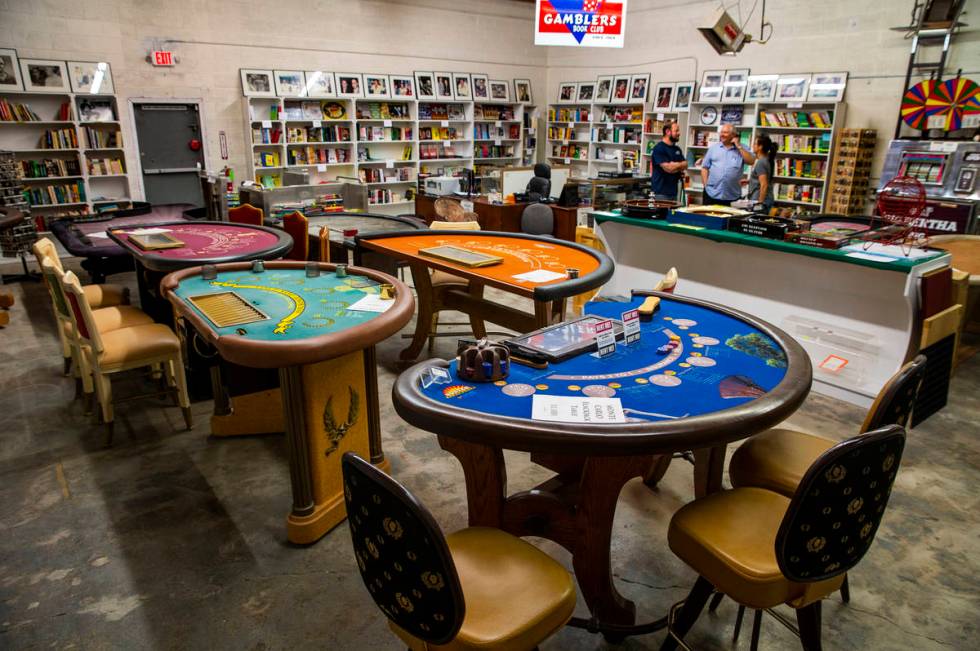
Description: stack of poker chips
456,339,510,383
656,334,682,355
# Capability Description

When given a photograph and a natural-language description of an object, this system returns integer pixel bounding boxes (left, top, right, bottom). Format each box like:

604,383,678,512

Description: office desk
414,194,578,241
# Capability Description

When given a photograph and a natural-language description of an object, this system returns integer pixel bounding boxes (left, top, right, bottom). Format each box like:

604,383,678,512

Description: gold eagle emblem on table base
323,386,359,456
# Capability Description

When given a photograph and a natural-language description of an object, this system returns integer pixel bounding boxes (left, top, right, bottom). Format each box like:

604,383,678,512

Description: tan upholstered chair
427,221,484,350
60,269,191,445
318,226,331,263
342,452,576,650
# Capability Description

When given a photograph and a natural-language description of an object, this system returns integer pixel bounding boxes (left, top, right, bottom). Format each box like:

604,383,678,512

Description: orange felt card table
357,230,614,361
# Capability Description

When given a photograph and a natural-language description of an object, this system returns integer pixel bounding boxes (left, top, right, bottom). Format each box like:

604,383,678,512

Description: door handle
143,167,200,174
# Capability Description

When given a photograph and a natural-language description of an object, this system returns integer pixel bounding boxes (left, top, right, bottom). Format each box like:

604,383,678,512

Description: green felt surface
592,211,947,273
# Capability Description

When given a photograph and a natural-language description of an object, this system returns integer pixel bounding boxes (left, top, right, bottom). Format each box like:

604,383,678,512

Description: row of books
252,126,282,144
39,128,79,149
19,158,81,178
592,127,641,144
474,105,515,121
774,158,825,179
0,99,41,122
775,133,831,155
255,151,281,168
774,183,824,205
357,126,413,142
87,157,125,175
550,144,588,159
474,144,515,159
419,143,462,160
549,108,591,122
644,117,669,135
359,167,414,183
367,188,408,205
418,104,466,121
287,147,352,165
598,106,641,123
358,145,414,161
257,173,282,188
547,127,588,141
758,111,833,128
473,124,520,140
690,130,719,147
594,148,639,168
356,102,411,120
270,194,345,220
83,127,121,148
24,181,86,206
419,126,462,141
286,126,351,143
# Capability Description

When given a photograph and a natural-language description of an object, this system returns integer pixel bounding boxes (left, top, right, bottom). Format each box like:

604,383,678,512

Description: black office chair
526,163,552,202
521,203,555,237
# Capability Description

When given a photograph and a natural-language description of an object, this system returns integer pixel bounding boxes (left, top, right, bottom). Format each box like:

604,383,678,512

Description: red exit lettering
152,51,175,66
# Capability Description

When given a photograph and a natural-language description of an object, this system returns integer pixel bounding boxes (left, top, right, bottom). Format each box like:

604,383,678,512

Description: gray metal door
133,102,204,206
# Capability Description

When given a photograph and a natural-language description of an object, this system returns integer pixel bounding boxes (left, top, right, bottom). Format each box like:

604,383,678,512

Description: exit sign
151,51,175,66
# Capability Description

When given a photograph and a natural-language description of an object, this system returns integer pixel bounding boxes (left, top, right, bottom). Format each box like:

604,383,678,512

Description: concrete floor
1,263,978,651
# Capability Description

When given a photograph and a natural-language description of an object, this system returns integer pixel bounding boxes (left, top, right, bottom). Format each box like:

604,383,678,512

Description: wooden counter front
415,193,578,241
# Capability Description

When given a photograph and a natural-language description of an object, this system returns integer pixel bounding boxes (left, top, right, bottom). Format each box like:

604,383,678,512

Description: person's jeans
704,191,733,206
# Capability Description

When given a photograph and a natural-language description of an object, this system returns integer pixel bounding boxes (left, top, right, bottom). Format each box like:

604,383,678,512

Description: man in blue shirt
650,121,687,200
700,124,756,205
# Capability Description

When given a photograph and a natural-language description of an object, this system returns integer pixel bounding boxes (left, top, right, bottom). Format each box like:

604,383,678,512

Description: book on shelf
474,104,515,121
418,103,466,121
356,102,411,120
39,128,79,149
774,158,825,179
252,126,282,144
550,144,587,160
474,143,515,159
548,107,591,122
598,105,641,123
83,126,121,148
87,157,125,175
19,158,82,178
254,151,281,168
0,99,42,122
287,146,351,165
258,173,281,188
758,110,833,128
774,182,823,205
23,180,87,206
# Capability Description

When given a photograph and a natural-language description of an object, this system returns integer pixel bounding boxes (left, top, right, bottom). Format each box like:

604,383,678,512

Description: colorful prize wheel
924,78,980,131
901,80,936,130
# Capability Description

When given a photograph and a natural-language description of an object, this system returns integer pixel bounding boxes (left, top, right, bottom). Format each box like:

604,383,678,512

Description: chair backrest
228,204,264,226
860,355,927,433
40,258,72,322
775,424,906,584
60,269,105,354
438,220,481,231
318,226,331,263
32,237,63,273
282,211,309,260
342,453,465,645
655,267,678,294
526,176,551,201
521,203,554,236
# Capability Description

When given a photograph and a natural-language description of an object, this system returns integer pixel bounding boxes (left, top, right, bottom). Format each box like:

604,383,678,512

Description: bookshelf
355,99,417,210
418,99,472,184
244,96,285,188
522,105,540,166
546,103,592,177
284,97,356,183
472,101,523,170
590,103,644,176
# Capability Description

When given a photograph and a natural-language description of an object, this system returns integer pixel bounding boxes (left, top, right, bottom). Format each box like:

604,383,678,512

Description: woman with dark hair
747,134,777,213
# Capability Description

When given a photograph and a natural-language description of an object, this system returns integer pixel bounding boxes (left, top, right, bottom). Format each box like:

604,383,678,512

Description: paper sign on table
593,319,617,358
348,294,394,313
622,309,641,345
531,395,625,423
512,269,566,283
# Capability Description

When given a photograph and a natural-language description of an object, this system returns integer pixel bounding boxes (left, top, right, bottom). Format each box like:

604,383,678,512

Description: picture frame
722,69,749,103
0,48,23,91
746,75,778,103
611,75,631,103
304,70,336,98
20,58,69,93
77,98,115,122
514,79,533,104
808,72,848,102
595,75,614,103
629,73,650,103
558,82,577,103
776,74,811,102
699,69,724,102
336,73,364,98
672,81,694,112
415,71,436,100
274,70,306,97
67,61,113,94
364,74,391,99
390,75,415,99
471,74,490,101
653,82,675,111
489,80,510,102
240,69,276,97
434,72,454,100
452,73,472,101
576,81,595,103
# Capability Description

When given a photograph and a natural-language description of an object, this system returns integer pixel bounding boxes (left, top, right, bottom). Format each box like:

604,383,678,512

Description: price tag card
420,366,452,389
316,164,327,172
593,320,617,358
385,160,394,169
261,120,272,129
787,102,803,109
564,158,571,165
562,139,569,145
312,120,322,128
622,309,641,345
440,120,450,128
531,395,625,424
657,112,665,120
384,119,393,127
494,138,502,146
443,140,451,147
495,120,501,128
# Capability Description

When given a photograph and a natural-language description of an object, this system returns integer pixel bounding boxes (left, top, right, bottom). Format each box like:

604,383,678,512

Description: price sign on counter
622,309,641,345
594,320,617,358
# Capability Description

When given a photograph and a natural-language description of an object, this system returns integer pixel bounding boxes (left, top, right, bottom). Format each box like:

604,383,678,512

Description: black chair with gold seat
341,453,577,651
661,425,906,651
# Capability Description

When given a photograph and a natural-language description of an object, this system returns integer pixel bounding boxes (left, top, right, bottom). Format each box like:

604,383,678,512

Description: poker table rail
161,260,415,368
393,291,812,457
355,229,614,302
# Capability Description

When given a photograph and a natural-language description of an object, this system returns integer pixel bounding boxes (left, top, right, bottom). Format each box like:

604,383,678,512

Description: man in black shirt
651,121,687,200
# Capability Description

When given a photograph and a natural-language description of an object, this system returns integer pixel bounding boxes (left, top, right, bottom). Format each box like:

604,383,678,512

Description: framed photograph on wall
67,61,113,94
611,75,631,103
20,59,69,93
654,82,675,111
274,70,306,97
364,74,390,99
558,82,577,103
722,69,749,103
514,79,533,104
808,72,848,102
630,73,650,103
415,72,436,100
471,74,490,100
776,74,811,102
577,81,595,103
305,71,336,98
434,72,454,100
0,49,23,91
240,69,275,97
489,80,510,102
672,81,694,111
699,69,724,102
595,75,613,103
453,73,472,101
390,75,415,99
746,75,777,103
336,73,364,98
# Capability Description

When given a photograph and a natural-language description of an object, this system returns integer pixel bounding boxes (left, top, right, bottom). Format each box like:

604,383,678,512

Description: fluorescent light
90,62,107,94
303,71,322,98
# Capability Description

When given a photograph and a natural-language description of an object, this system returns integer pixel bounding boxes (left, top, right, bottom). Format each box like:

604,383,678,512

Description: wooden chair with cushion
426,220,488,350
228,204,264,226
662,425,906,651
282,211,309,260
60,269,192,445
341,452,577,650
318,226,331,263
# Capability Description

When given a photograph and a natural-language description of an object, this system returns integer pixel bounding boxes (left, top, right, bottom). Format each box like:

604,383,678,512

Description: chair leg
643,454,673,489
733,604,746,643
750,609,763,651
660,575,714,651
708,591,724,613
96,373,114,445
428,313,439,353
168,357,192,430
796,601,823,651
839,574,850,603
63,356,72,376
